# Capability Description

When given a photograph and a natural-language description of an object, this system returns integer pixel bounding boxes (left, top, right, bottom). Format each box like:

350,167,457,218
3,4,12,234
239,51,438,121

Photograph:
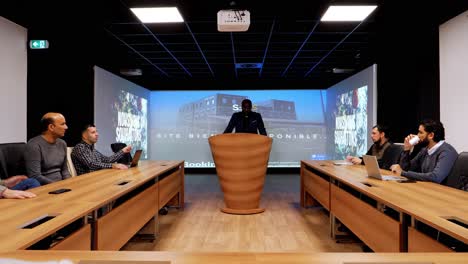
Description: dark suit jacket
224,112,267,136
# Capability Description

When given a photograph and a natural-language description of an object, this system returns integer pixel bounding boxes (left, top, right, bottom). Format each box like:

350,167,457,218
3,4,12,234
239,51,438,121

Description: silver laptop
362,155,406,181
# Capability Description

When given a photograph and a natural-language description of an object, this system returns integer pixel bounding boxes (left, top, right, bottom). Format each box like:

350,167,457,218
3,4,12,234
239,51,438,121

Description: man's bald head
40,112,65,133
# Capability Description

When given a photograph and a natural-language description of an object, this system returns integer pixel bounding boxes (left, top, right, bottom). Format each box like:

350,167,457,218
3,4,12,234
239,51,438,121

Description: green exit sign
29,40,49,49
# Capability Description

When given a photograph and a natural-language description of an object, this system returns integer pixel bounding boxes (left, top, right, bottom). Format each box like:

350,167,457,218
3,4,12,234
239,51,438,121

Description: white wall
0,17,27,143
440,10,468,152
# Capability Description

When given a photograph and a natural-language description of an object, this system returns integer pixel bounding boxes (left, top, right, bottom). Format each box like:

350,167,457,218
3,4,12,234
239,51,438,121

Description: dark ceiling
1,0,467,90
102,0,379,83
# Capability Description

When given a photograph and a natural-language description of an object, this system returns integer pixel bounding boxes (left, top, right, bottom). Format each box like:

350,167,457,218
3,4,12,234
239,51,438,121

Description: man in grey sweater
25,112,71,184
390,120,458,183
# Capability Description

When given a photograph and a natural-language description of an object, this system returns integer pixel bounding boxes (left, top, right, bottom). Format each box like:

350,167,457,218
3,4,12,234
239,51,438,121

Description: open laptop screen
129,149,143,167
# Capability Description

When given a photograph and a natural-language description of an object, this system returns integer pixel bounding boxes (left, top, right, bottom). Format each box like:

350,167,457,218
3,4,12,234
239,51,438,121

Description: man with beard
224,99,267,136
346,125,401,170
71,124,132,175
390,119,458,183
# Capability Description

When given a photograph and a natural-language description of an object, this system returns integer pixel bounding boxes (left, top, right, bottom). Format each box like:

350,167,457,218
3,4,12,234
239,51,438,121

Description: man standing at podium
224,99,267,136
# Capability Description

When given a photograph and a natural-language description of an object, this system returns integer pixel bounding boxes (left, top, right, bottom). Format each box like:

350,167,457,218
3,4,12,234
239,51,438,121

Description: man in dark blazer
224,99,267,136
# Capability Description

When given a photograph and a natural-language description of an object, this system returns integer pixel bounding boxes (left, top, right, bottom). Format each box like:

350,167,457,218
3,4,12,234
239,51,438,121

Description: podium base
221,207,265,215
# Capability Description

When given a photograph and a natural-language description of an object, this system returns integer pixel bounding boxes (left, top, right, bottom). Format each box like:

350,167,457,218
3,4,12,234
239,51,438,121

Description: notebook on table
333,160,353,165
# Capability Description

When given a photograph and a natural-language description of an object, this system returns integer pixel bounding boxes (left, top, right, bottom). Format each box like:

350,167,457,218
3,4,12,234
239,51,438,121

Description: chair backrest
66,147,77,177
0,142,27,179
388,143,404,164
110,142,132,164
445,152,468,191
371,143,403,170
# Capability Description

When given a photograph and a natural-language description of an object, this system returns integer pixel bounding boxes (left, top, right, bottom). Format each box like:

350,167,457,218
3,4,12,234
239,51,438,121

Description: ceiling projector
217,10,250,32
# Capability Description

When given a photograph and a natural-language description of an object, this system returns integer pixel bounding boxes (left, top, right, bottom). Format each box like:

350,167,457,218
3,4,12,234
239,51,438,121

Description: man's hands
390,164,403,176
404,134,418,151
2,188,36,199
346,155,363,165
3,175,28,188
122,145,132,153
112,163,129,170
112,145,132,170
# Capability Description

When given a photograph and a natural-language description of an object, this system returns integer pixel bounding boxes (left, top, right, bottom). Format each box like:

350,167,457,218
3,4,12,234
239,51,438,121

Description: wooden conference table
0,251,467,264
0,160,184,251
300,160,468,252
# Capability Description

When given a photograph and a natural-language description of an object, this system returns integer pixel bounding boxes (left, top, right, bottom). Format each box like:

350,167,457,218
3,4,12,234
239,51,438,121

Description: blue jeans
11,178,41,190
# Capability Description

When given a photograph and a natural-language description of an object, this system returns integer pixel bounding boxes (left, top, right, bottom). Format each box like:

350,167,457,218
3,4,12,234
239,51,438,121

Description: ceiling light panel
321,5,377,22
130,7,184,23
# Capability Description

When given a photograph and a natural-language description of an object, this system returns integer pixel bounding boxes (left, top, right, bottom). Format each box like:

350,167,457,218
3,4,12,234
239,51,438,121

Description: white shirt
428,140,445,156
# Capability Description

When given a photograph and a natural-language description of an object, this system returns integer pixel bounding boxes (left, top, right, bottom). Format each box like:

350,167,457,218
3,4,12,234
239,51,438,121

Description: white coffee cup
409,136,420,146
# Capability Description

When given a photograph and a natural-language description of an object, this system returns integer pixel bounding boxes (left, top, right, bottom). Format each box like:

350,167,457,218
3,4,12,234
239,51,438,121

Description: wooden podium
208,133,272,214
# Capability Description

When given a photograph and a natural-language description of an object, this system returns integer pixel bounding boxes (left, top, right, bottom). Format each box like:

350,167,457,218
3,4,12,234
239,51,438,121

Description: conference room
0,0,467,263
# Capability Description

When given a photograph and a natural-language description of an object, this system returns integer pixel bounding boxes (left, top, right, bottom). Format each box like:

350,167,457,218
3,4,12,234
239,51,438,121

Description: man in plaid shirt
71,124,132,175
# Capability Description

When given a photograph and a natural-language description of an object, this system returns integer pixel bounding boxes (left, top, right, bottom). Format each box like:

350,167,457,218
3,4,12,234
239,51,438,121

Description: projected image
334,86,368,159
95,64,375,167
150,90,327,168
113,91,148,158
94,66,150,158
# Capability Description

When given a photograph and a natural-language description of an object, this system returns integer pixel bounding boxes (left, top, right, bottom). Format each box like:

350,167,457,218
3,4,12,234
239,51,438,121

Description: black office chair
110,142,132,164
0,142,27,179
445,152,468,191
387,143,404,167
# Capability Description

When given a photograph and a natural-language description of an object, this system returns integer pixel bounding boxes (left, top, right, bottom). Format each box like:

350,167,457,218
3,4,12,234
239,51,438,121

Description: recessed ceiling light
130,7,184,23
332,68,354,74
321,5,377,22
120,69,142,76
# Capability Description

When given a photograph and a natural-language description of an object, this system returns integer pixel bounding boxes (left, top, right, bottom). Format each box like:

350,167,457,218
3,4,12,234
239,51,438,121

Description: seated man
224,99,267,136
71,124,132,175
390,119,458,183
346,125,401,170
25,112,71,184
0,176,36,199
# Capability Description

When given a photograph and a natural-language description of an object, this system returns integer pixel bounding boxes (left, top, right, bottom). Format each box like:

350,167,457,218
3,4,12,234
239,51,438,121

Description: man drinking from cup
390,119,458,183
